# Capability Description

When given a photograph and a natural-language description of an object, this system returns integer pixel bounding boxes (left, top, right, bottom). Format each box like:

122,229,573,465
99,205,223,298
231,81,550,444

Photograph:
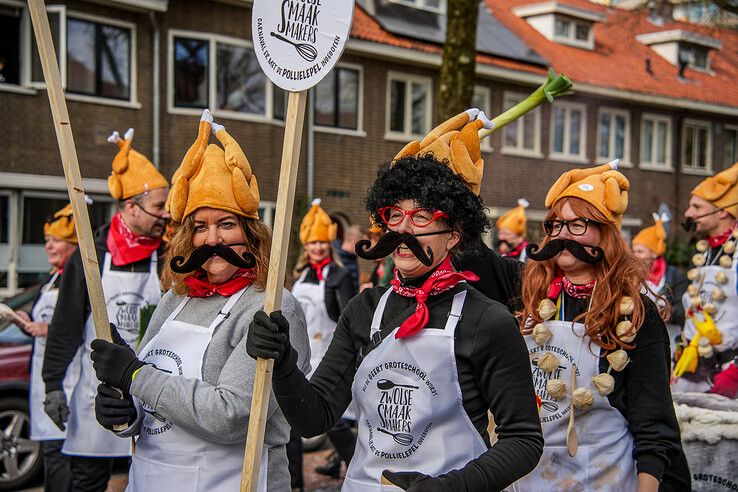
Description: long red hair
518,197,663,350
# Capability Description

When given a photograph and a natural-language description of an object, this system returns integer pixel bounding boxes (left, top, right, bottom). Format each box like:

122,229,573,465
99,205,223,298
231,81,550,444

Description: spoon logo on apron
108,291,149,338
529,345,580,423
360,361,437,459
140,347,184,436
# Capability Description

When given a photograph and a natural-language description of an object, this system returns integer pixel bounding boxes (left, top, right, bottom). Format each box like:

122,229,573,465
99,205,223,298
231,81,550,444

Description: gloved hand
711,362,738,399
246,310,295,375
43,389,69,431
95,384,137,431
672,336,700,381
90,323,145,394
381,470,450,491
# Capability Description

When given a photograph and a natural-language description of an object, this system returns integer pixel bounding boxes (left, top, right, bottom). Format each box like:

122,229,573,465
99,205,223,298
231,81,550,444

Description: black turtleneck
271,264,543,491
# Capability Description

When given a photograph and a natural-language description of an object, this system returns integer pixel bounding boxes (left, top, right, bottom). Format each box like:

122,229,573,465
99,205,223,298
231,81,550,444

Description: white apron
344,288,488,491
292,266,334,378
677,249,738,392
516,298,637,491
29,272,82,440
63,252,161,456
128,287,268,492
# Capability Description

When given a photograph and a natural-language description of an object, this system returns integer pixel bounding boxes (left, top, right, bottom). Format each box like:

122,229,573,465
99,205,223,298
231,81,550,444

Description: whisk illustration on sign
270,32,318,62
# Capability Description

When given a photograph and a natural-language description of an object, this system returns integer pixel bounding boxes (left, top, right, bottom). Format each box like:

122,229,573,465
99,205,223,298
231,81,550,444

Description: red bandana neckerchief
309,257,332,281
106,213,161,267
390,256,479,339
184,269,256,298
649,256,667,286
708,222,738,249
504,240,529,259
547,274,595,300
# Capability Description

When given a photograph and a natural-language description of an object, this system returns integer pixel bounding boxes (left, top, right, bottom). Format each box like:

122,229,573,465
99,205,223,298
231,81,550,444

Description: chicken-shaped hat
545,159,629,229
169,110,260,222
108,129,168,200
692,160,738,218
497,198,529,236
300,198,336,244
632,213,668,256
44,203,78,244
393,109,493,195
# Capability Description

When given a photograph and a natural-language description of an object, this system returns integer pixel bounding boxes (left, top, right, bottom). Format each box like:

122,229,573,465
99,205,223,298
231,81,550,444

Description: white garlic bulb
546,379,567,400
537,352,559,373
716,271,729,284
616,320,636,343
687,285,699,297
724,241,737,255
537,299,557,321
593,373,615,396
572,387,594,409
703,303,718,316
607,349,629,371
619,297,634,316
697,337,713,358
692,254,706,267
532,323,552,345
696,240,710,252
691,296,703,308
720,255,733,269
711,287,726,301
733,228,738,239
687,268,700,281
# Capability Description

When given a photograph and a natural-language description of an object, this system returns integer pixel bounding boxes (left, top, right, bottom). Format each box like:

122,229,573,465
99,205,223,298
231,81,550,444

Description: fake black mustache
170,243,256,273
494,238,514,250
355,231,435,266
526,239,604,264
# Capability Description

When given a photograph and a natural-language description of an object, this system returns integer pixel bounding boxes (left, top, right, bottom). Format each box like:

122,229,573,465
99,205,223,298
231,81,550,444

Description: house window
314,66,360,130
173,37,208,108
640,114,672,168
387,73,432,138
597,109,630,163
216,42,266,115
553,16,592,47
679,44,709,71
724,126,738,166
550,102,586,160
502,91,540,156
66,17,131,100
31,7,63,85
681,119,712,171
0,4,22,85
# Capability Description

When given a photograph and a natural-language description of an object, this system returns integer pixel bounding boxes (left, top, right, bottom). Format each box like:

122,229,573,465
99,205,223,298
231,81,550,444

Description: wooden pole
27,0,111,341
240,90,308,492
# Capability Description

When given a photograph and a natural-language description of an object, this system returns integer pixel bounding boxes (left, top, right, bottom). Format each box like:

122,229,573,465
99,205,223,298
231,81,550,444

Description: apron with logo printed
293,266,335,378
63,252,160,456
344,288,488,491
29,273,82,440
127,287,268,492
515,297,636,491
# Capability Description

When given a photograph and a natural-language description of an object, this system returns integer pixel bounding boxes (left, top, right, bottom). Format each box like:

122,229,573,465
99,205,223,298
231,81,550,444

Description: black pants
328,418,356,465
69,456,114,492
42,440,71,492
286,429,304,489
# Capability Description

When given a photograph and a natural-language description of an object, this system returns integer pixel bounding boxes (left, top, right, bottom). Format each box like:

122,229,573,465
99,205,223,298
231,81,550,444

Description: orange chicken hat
108,129,168,200
300,198,337,244
633,213,668,256
497,198,529,236
691,160,738,218
44,203,78,244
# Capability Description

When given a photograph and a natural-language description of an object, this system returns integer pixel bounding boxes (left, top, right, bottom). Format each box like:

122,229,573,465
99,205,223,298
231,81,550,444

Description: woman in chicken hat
246,110,543,491
89,110,310,491
495,198,530,261
514,161,687,490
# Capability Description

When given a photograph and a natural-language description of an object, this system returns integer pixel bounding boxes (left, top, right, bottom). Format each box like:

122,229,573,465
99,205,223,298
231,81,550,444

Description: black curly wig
364,154,490,258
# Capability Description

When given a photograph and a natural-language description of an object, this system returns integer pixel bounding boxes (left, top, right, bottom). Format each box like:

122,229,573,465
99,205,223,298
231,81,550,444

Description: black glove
246,310,296,375
381,470,451,491
43,389,69,431
95,384,137,431
90,323,145,394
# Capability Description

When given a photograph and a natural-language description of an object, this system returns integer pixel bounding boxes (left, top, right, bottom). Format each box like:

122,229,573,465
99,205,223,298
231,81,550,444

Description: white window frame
387,0,446,14
724,124,738,167
167,29,284,124
679,43,711,73
596,107,631,167
385,71,433,142
549,101,587,162
552,15,594,50
501,90,542,158
313,62,365,137
681,118,713,175
640,113,673,171
473,85,492,152
0,0,42,96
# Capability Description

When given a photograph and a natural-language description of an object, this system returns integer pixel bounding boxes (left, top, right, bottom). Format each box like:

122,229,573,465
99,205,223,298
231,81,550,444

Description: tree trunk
436,0,480,123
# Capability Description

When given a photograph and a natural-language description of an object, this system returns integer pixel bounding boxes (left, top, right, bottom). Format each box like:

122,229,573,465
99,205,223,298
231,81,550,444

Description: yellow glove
672,335,700,381
691,309,723,345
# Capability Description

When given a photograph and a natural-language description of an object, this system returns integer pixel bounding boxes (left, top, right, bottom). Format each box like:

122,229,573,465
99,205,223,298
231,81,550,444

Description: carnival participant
631,213,687,353
334,224,365,293
90,111,310,492
17,204,81,491
675,160,738,391
495,198,530,261
42,129,168,491
290,199,357,482
247,110,543,491
515,162,685,491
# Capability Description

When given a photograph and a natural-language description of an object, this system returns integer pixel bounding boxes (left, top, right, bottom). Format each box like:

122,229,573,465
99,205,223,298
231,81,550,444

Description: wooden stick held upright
27,0,111,341
240,90,308,492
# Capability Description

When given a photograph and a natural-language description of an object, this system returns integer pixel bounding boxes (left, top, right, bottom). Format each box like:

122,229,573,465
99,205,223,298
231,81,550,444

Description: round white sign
252,0,354,92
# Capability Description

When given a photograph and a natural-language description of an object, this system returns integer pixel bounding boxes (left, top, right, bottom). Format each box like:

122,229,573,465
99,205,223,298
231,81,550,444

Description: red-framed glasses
378,206,448,228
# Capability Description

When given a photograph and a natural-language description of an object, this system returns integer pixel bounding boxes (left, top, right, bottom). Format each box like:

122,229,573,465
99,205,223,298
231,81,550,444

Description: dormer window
679,44,709,70
513,1,605,50
387,0,446,13
636,30,721,73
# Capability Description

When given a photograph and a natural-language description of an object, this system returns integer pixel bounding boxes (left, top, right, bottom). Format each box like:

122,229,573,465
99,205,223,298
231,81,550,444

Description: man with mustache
247,110,543,491
677,160,738,393
495,198,530,261
42,129,169,491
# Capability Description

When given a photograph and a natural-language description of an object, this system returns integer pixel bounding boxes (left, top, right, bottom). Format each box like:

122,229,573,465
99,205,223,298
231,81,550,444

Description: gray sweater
123,286,310,491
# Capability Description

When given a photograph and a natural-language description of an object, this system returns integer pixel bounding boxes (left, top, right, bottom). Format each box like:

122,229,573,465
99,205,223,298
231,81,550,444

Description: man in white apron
676,160,738,392
495,198,530,262
43,129,168,491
